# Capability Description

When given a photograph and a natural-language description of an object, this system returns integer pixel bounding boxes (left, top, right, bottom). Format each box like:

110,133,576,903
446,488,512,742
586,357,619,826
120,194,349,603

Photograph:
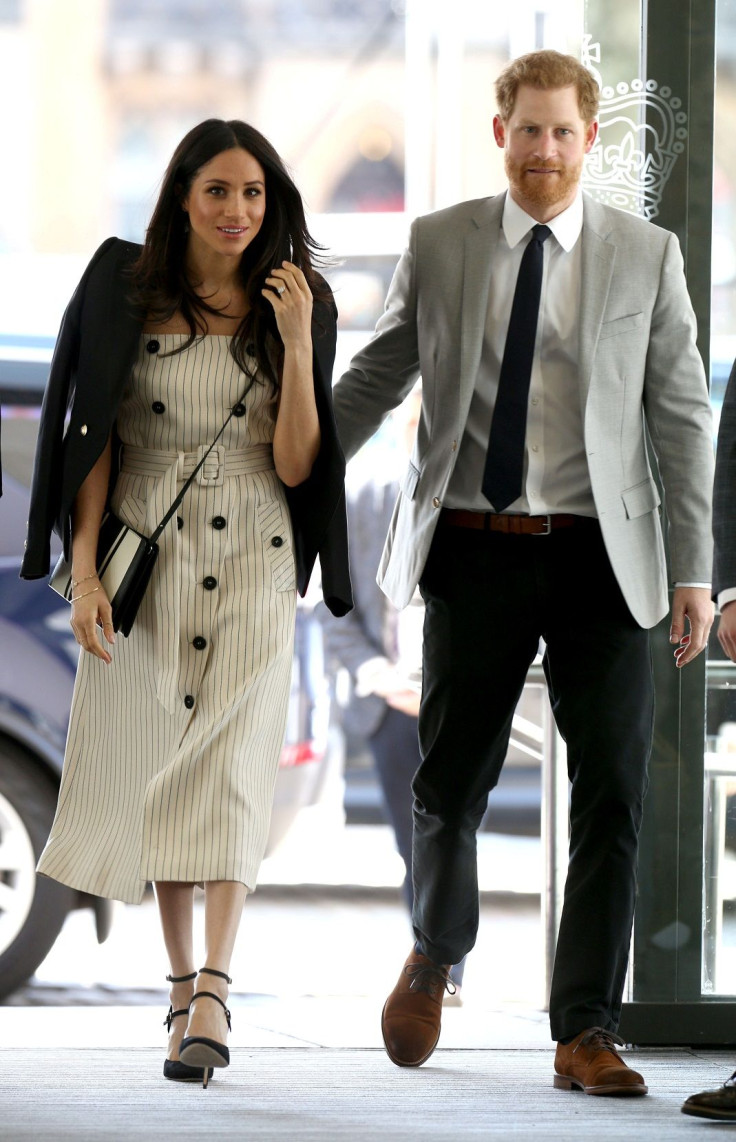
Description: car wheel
0,738,74,999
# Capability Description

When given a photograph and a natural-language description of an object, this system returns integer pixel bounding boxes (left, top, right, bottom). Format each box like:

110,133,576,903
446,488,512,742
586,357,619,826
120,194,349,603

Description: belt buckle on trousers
531,514,552,536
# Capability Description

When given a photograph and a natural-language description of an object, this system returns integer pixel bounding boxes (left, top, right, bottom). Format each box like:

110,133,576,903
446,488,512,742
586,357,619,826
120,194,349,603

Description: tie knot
531,223,552,244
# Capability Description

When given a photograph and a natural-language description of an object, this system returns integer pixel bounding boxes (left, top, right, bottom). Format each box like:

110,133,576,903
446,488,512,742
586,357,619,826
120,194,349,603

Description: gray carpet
1,1047,733,1141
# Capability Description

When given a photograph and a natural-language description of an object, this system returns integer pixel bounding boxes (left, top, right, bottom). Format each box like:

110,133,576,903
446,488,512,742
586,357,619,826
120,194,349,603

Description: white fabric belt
121,443,274,486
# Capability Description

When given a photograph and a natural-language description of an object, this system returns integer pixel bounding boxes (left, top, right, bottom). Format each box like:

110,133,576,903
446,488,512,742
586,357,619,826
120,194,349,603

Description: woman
21,119,351,1086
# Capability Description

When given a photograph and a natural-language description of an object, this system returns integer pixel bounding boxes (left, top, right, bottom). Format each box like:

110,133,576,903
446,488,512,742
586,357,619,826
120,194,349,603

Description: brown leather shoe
381,948,454,1067
554,1028,648,1096
682,1073,736,1119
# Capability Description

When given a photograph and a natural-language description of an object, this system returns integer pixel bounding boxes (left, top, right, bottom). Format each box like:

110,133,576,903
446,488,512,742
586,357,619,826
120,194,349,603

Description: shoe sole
381,1000,440,1068
682,1104,736,1120
179,1041,230,1069
554,1074,648,1096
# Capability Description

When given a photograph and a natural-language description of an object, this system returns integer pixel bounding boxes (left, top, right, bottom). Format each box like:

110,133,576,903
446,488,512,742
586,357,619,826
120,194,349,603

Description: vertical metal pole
539,678,569,1002
434,0,465,209
404,0,436,217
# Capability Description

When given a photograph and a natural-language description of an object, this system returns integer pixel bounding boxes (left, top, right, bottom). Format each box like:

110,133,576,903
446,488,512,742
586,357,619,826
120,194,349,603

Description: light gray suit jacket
332,192,714,628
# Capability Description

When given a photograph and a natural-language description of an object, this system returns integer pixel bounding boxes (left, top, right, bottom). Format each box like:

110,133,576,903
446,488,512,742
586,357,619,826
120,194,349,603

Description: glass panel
705,0,736,996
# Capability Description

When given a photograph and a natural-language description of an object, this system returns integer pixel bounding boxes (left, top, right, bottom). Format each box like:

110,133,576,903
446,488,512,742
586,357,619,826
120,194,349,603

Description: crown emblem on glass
581,35,689,221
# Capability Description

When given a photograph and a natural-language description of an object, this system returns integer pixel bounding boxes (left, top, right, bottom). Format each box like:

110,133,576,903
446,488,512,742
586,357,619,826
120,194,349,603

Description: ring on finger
277,284,286,295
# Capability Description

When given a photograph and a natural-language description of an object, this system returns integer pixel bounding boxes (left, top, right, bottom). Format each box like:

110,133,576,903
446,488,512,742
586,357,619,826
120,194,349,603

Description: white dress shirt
445,191,595,515
718,588,736,610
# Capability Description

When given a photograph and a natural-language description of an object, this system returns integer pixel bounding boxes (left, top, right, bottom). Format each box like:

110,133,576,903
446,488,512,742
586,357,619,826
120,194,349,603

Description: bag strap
148,383,249,546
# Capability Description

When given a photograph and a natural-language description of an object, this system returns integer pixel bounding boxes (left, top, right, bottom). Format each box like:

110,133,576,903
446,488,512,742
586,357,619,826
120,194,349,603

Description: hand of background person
670,586,714,667
370,665,421,718
263,261,313,348
717,600,736,663
70,580,115,664
384,688,421,718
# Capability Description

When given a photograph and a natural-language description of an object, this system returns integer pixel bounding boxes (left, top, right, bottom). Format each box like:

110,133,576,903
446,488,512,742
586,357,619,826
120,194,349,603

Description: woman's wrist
281,337,312,362
71,571,100,588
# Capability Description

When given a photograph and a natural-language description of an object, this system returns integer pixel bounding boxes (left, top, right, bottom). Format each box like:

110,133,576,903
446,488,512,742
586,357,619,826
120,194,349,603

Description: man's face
493,84,597,220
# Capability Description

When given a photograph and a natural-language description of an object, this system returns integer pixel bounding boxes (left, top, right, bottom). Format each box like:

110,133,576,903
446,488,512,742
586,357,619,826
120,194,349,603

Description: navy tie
482,223,552,512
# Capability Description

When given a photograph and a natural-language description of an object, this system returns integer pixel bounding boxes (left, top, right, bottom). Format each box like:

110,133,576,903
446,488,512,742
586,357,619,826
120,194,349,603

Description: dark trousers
412,518,653,1040
370,705,467,987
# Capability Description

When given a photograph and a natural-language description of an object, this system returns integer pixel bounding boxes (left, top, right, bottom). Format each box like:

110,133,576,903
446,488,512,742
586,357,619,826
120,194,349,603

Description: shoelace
404,962,457,999
573,1027,626,1057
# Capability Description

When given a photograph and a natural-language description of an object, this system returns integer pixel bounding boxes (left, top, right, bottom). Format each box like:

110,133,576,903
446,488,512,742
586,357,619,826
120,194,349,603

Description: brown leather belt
440,509,585,535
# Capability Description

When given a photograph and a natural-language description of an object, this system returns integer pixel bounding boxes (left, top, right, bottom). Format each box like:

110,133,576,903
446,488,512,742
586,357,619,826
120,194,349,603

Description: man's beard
505,155,583,209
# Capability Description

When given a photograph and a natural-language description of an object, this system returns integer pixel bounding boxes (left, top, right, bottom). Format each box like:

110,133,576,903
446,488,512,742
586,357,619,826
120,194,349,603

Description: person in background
681,356,736,1122
21,119,351,1087
332,49,714,1095
319,387,466,1001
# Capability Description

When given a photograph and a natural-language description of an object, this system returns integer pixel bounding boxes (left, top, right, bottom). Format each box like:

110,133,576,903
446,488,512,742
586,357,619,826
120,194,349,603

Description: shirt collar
502,189,583,253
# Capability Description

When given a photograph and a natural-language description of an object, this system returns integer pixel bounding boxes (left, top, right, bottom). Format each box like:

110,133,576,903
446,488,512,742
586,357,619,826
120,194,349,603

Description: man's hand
670,586,714,667
717,600,736,663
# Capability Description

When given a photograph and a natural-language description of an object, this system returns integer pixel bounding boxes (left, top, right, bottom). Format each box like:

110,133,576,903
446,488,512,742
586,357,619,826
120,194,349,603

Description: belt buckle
197,443,225,486
532,514,552,536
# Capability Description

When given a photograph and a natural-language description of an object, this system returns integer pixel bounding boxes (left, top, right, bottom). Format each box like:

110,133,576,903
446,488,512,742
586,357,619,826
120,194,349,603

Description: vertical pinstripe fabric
36,336,297,904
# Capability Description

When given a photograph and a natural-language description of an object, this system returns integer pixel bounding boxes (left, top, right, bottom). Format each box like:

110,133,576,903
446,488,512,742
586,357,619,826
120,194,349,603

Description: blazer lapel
459,194,505,416
578,196,616,406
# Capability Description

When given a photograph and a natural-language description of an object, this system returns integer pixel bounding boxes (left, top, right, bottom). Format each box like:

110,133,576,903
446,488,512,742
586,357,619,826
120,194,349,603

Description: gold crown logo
581,36,688,220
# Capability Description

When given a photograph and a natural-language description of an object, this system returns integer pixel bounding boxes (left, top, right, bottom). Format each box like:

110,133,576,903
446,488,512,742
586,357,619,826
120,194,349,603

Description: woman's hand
262,261,313,348
262,260,320,485
70,578,116,664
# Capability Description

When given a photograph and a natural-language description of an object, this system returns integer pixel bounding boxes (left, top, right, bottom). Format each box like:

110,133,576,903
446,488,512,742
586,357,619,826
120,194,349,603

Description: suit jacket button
212,515,226,530
152,401,165,414
271,535,284,548
177,516,184,530
80,424,88,435
203,576,217,590
432,497,441,508
146,339,160,353
193,636,207,650
184,694,195,709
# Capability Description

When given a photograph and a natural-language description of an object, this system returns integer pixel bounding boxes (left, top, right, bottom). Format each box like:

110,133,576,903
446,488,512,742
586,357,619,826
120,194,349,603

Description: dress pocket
109,483,149,534
256,498,296,591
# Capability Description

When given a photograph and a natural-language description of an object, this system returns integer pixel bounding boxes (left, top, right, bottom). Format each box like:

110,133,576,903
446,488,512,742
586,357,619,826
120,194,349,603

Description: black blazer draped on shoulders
21,237,352,618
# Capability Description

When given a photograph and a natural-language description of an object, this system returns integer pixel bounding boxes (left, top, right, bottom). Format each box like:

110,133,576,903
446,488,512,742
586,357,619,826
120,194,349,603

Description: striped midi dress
36,334,297,903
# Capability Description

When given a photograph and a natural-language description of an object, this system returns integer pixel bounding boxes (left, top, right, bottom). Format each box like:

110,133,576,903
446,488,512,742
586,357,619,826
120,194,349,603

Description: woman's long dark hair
128,119,329,393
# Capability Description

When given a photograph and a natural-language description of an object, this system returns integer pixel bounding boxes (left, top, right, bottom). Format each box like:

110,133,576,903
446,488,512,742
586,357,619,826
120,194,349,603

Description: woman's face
181,146,267,262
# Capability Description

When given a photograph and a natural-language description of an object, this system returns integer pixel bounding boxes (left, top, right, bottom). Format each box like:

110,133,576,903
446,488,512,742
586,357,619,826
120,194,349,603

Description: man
332,49,714,1095
680,357,736,1122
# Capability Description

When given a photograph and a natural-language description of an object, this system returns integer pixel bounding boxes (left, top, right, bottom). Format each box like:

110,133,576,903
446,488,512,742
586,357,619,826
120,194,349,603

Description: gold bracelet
71,586,101,603
71,572,100,588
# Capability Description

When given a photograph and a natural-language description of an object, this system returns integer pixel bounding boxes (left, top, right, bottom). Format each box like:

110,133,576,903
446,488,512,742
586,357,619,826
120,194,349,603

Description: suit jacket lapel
579,196,616,406
459,194,505,417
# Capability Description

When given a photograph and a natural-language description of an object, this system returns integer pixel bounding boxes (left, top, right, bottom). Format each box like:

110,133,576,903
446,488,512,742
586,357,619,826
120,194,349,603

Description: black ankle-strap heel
162,971,214,1084
179,968,233,1089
